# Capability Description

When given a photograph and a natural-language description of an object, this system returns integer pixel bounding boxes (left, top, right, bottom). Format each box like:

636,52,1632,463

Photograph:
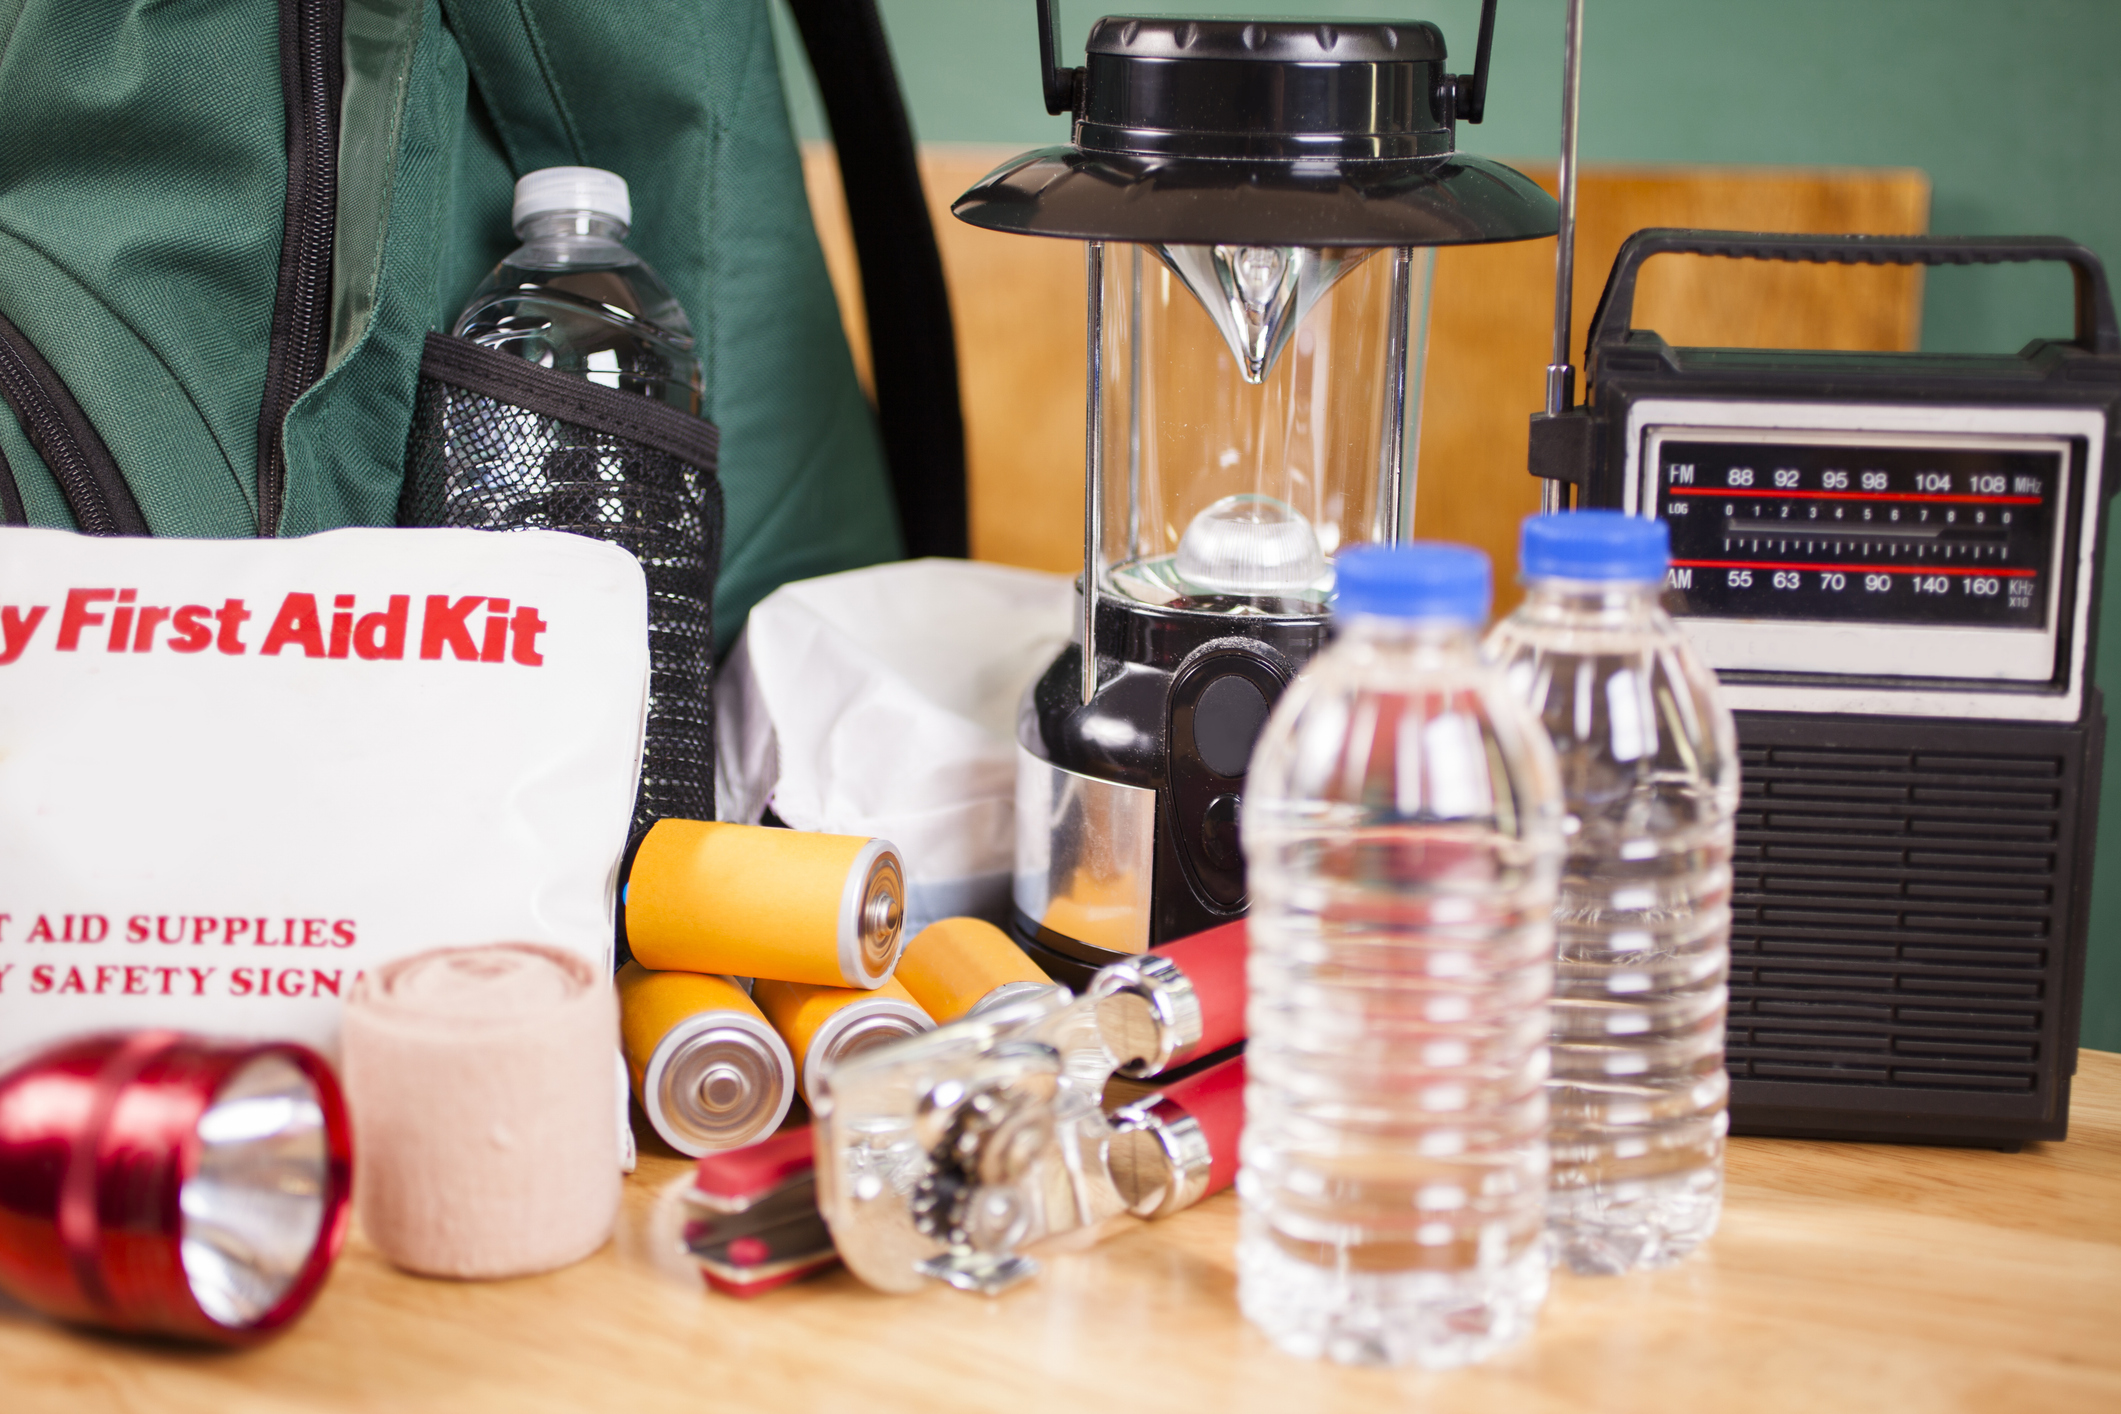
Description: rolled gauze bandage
343,943,620,1279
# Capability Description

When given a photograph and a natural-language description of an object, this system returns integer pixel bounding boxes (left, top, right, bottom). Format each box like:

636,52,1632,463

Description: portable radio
1532,231,2121,1146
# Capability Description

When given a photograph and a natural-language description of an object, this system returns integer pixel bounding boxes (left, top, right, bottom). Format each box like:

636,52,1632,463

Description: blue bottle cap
1519,511,1670,582
1334,542,1492,624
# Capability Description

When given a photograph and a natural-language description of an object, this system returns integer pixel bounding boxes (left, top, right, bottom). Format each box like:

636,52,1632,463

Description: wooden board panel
5,1051,2117,1412
804,150,1927,604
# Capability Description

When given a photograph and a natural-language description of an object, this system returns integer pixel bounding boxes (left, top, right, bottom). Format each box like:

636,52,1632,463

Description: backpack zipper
0,311,149,535
0,445,23,526
255,0,345,536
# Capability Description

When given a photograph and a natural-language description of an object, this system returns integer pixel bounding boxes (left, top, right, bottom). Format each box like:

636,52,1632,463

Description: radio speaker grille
1726,710,2096,1145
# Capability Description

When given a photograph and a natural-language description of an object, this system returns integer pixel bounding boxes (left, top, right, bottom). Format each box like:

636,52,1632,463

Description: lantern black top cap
1068,15,1462,161
958,1,1557,249
1081,17,1447,64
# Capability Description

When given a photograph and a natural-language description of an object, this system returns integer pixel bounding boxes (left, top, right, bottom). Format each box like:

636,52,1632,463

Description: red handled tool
1150,919,1247,1064
682,1126,836,1297
1095,919,1249,1078
1109,1053,1245,1218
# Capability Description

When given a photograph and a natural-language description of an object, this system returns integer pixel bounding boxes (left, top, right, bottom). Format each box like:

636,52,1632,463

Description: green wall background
773,0,2121,1051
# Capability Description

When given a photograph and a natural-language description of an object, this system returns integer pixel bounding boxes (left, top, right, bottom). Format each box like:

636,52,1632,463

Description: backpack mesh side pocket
402,332,722,836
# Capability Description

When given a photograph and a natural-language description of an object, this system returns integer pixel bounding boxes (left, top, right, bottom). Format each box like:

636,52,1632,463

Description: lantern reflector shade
950,19,1556,251
1153,244,1372,384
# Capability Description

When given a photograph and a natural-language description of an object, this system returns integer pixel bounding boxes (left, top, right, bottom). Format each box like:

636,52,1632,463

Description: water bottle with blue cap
1486,512,1738,1275
1238,542,1562,1369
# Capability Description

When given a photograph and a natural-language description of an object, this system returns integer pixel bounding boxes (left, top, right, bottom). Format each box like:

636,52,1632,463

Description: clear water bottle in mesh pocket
403,167,720,835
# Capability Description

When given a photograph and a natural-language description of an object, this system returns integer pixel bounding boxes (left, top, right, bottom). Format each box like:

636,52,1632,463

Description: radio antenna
1542,0,1586,514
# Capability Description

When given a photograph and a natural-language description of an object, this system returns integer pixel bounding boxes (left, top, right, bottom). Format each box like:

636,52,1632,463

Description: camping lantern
956,3,1560,981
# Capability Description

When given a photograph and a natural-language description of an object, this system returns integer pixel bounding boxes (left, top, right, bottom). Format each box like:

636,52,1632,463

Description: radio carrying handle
1585,230,2121,362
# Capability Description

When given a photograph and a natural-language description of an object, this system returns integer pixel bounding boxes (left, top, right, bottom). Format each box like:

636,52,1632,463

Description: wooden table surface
6,1051,2119,1413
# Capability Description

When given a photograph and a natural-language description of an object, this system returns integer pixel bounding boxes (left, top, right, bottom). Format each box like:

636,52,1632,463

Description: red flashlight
0,1030,353,1344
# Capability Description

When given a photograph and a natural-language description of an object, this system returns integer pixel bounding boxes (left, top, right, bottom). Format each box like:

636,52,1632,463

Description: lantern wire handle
1542,0,1585,515
1038,0,1080,116
1461,0,1498,124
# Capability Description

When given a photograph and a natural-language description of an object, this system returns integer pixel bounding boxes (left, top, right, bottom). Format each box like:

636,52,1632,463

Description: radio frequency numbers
1666,462,2037,497
1652,439,2056,629
1678,565,2019,595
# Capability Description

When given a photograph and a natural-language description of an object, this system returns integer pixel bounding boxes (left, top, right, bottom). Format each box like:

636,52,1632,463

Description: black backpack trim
0,311,149,536
416,332,722,473
0,443,24,527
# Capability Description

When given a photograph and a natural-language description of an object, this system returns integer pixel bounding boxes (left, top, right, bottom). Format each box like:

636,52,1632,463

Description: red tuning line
1673,558,2037,578
1665,486,2040,506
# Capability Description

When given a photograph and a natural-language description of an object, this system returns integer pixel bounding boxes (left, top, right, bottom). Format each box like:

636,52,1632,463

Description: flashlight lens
179,1054,330,1328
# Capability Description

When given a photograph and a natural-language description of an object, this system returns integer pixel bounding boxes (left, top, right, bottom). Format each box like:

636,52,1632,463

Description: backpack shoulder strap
784,0,968,558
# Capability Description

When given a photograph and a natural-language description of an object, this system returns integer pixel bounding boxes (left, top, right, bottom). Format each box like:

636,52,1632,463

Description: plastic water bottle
1238,543,1562,1368
454,166,703,414
1484,512,1737,1275
433,165,716,833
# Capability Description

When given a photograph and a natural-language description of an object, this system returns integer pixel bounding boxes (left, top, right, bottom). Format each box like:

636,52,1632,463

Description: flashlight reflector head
0,1031,352,1344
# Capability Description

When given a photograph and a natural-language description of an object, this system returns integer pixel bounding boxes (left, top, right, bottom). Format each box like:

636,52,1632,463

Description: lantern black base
1014,593,1330,979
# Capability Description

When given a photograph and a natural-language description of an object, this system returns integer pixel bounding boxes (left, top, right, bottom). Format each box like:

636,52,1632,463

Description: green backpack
0,0,946,651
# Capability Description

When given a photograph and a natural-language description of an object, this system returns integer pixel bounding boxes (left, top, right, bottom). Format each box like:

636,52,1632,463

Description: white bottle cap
512,166,631,233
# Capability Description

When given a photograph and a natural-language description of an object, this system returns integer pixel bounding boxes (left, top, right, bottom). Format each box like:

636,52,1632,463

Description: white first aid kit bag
0,526,647,1068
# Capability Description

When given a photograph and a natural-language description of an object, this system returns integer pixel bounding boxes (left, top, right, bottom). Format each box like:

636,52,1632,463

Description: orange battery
753,976,932,1104
618,963,794,1156
625,819,907,988
894,917,1053,1023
